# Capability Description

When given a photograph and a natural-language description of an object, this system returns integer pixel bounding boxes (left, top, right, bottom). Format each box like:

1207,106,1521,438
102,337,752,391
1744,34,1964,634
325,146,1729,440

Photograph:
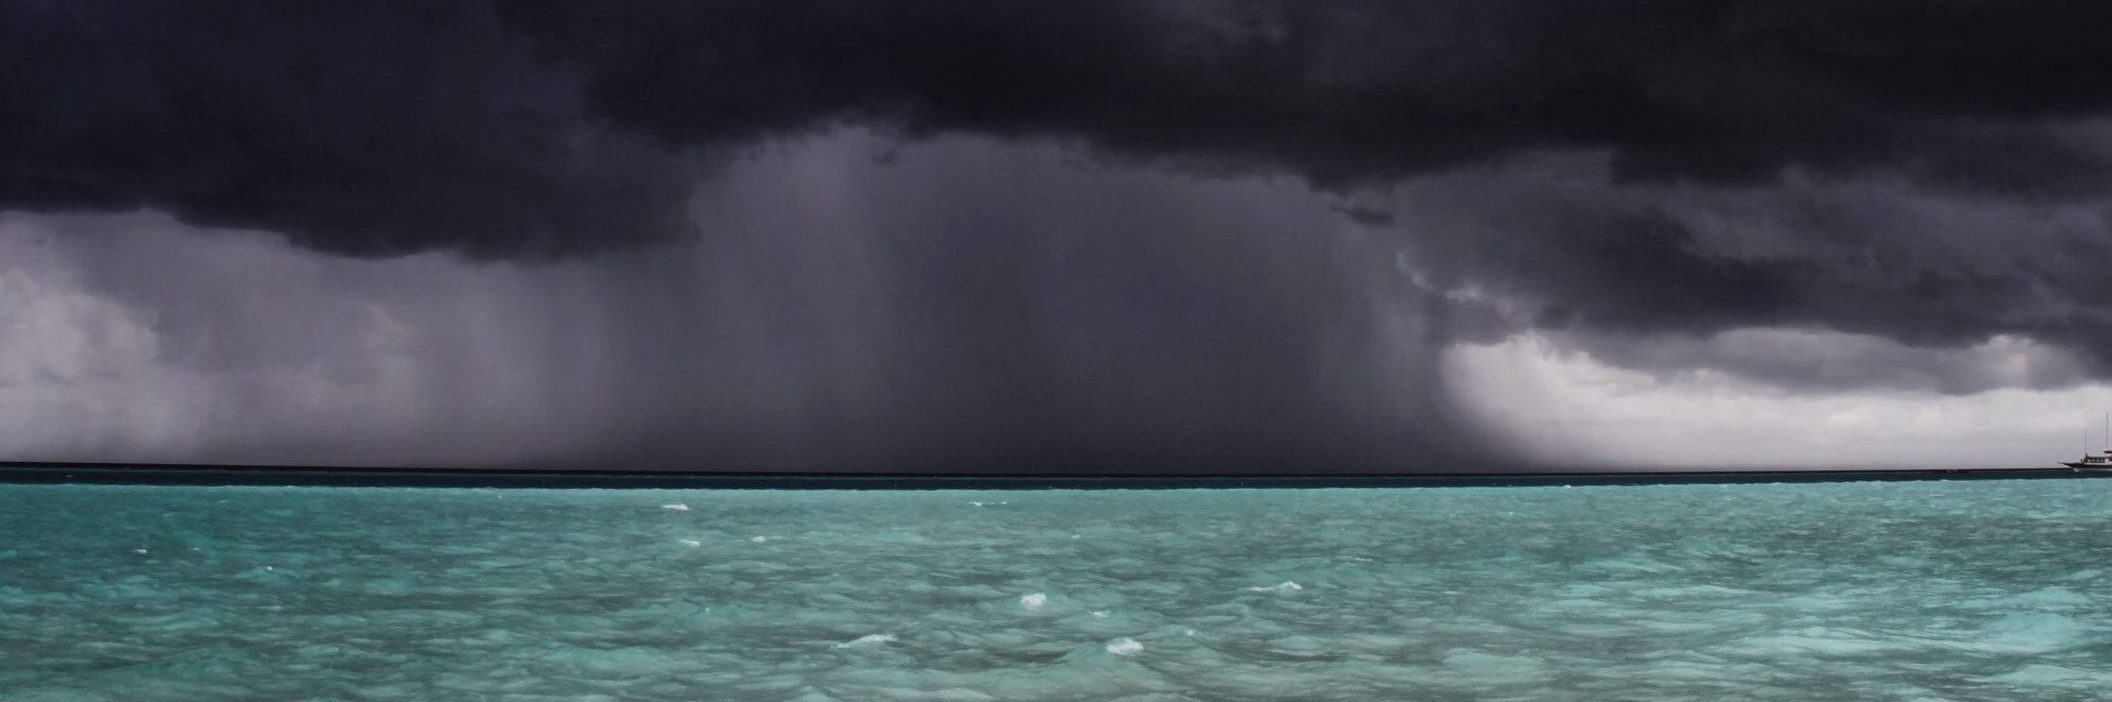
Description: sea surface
3,479,2112,701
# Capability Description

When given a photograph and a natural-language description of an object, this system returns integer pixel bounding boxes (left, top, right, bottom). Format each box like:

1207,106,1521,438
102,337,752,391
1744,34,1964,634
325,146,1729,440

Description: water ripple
3,480,2111,700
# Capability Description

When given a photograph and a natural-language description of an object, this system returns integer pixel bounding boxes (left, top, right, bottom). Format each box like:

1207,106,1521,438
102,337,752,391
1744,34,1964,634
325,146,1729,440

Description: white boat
2064,454,2112,469
2063,414,2112,469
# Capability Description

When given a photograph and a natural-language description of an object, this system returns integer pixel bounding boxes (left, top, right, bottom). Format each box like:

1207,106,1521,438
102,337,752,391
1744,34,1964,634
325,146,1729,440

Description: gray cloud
0,211,625,466
553,134,1499,471
1383,150,2112,389
0,134,1503,472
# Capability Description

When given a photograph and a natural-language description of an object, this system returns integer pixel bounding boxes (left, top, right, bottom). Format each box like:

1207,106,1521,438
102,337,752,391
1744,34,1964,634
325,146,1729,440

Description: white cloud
1445,332,2112,469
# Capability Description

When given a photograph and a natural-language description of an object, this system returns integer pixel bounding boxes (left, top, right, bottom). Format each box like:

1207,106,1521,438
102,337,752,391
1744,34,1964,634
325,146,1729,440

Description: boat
2063,414,2112,469
2064,454,2112,469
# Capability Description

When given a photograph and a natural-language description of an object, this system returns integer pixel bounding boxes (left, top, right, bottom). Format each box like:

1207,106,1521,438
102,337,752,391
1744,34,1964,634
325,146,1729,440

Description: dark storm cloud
9,0,2112,471
494,0,2112,190
0,0,693,258
1389,152,2112,389
8,0,2112,258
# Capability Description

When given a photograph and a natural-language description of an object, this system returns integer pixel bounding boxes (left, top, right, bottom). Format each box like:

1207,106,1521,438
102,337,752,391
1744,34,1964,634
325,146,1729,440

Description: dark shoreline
0,461,2102,489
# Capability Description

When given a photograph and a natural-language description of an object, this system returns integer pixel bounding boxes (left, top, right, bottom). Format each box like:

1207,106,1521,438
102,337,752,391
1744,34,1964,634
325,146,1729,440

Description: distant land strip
0,462,2103,489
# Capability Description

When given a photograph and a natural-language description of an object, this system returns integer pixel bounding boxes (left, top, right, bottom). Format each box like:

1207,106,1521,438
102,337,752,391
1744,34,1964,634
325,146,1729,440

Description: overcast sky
4,0,2111,471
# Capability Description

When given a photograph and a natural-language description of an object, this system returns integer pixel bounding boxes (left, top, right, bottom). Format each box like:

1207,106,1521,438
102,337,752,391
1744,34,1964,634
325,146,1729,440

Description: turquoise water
3,480,2112,701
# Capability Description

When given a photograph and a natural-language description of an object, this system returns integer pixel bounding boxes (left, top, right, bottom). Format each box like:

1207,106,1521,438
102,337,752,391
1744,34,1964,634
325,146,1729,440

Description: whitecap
751,536,769,543
661,503,690,511
1020,592,1047,608
677,539,702,547
1091,610,1111,618
1106,637,1143,655
1976,613,2088,654
832,633,897,648
1246,581,1303,593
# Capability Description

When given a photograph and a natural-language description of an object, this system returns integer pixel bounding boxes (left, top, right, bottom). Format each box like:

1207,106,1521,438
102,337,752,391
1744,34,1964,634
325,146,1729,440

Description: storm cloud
0,134,1492,471
498,0,2112,191
1387,151,2112,386
9,1,2112,256
0,0,694,258
5,0,2112,470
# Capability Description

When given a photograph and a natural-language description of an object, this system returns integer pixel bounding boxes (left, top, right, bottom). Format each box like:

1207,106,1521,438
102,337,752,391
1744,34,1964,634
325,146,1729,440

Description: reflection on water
3,480,2110,700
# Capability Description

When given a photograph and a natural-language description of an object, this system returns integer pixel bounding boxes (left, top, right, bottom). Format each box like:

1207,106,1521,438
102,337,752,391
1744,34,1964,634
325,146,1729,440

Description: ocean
3,478,2109,700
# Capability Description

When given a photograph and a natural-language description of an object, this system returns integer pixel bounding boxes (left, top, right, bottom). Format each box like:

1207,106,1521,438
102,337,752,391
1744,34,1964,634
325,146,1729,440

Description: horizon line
0,461,2100,490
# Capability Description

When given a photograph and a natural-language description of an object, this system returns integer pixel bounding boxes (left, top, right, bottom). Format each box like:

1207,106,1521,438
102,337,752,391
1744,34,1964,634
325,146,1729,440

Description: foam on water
833,633,897,648
3,479,2112,700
